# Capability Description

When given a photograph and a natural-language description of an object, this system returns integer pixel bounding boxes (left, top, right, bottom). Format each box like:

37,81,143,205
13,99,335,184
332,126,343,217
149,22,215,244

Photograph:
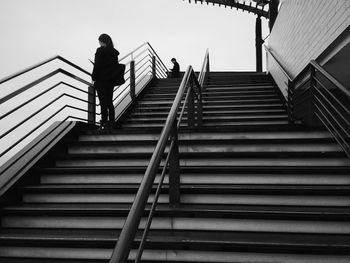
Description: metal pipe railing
198,48,210,87
109,65,202,263
0,42,168,167
109,49,209,263
266,46,350,158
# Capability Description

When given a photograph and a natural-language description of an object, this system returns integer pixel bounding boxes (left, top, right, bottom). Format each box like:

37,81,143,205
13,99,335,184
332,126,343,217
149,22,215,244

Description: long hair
98,33,114,48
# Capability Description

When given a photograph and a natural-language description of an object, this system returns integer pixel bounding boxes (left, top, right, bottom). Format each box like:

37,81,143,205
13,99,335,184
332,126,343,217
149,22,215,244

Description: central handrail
198,48,210,87
109,49,209,263
109,66,202,263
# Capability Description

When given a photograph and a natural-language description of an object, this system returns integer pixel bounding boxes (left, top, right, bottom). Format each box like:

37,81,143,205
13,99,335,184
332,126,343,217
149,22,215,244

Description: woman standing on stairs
92,33,119,132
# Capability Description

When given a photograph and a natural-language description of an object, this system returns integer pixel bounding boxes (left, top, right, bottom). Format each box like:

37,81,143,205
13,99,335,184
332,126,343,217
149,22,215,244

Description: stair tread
36,166,350,173
21,184,350,193
78,130,333,141
3,203,350,215
0,229,349,248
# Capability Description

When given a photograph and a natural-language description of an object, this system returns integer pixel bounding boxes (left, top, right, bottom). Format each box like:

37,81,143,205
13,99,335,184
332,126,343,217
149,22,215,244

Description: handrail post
187,81,195,129
308,65,317,126
287,79,294,124
197,84,203,127
205,54,210,89
87,85,96,125
130,60,136,100
152,55,156,78
169,121,180,207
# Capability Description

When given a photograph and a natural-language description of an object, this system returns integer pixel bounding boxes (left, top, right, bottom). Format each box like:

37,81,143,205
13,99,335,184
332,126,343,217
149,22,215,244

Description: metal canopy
186,0,270,18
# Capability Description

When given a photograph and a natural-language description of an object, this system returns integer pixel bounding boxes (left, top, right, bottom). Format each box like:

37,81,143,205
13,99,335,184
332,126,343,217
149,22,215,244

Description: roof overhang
186,0,270,18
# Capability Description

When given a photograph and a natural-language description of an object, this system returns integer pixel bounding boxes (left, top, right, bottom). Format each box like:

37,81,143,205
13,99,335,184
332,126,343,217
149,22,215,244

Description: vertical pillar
287,79,294,124
269,0,279,31
187,84,195,129
169,123,180,207
197,85,203,127
87,85,96,125
130,60,136,100
152,55,156,78
255,15,263,72
308,65,318,126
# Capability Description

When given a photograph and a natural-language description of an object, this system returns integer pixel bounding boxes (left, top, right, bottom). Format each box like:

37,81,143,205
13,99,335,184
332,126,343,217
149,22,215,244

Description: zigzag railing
292,60,350,158
265,46,350,158
0,42,168,169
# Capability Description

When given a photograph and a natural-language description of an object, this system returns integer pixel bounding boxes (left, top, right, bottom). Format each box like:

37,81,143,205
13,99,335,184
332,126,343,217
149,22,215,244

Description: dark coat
92,46,120,82
171,61,180,78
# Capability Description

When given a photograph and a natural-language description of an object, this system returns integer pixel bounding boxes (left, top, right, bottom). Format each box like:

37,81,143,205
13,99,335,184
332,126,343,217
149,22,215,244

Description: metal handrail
310,60,350,98
198,48,210,87
109,49,209,263
264,46,293,82
0,42,168,167
119,42,168,76
109,66,203,263
266,46,349,157
0,55,90,85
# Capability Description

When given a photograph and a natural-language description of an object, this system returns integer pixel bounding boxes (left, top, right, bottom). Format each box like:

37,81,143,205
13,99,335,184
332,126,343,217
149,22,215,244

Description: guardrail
0,42,168,168
293,60,350,157
265,46,350,158
109,49,209,263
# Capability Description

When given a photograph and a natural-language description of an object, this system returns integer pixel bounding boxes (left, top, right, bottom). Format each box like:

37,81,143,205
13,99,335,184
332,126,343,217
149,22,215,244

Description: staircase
1,72,350,262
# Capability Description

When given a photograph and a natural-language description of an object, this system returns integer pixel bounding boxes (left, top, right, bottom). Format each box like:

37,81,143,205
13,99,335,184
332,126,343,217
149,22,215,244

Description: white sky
0,0,269,79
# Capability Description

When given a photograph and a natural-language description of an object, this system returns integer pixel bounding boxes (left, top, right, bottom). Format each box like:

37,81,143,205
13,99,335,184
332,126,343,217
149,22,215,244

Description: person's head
171,58,177,64
98,33,114,48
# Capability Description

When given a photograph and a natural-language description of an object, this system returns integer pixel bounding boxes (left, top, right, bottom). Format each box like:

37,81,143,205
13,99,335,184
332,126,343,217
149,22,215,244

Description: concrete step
67,142,342,155
3,210,350,233
78,130,333,142
129,109,287,118
202,94,280,101
205,84,274,91
133,103,285,112
38,171,350,186
142,89,276,98
3,204,350,220
1,247,350,263
54,155,350,168
124,114,289,123
120,120,290,129
18,190,350,206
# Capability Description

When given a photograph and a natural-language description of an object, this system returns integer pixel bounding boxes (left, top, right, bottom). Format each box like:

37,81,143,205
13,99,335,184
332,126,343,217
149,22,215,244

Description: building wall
266,0,350,98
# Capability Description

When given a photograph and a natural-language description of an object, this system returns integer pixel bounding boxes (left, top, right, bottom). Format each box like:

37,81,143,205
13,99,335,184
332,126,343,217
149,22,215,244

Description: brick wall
267,0,350,99
268,0,350,79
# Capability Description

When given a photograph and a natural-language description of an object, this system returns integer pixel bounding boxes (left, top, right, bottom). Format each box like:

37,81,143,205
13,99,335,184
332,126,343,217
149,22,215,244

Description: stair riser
143,90,277,98
136,99,282,106
124,115,289,124
55,158,350,168
40,174,350,185
20,193,350,207
2,216,350,234
67,144,342,155
130,110,287,118
78,131,334,142
141,94,280,101
121,120,291,128
134,104,284,112
1,248,350,262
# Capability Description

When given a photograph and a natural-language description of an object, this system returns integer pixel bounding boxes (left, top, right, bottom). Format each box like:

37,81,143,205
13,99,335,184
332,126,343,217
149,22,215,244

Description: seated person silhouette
169,58,180,78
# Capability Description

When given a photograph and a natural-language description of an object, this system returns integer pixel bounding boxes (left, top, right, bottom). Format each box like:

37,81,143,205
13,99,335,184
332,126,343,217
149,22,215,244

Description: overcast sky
0,0,269,79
